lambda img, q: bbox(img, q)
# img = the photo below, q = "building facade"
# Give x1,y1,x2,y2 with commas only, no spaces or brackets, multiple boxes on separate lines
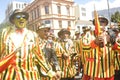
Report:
74,4,94,34
74,4,90,21
23,0,75,37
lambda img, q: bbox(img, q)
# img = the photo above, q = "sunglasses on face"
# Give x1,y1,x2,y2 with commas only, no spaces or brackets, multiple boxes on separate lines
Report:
15,14,26,19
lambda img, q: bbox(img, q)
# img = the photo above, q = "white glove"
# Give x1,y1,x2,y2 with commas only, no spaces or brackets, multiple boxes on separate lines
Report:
47,69,56,78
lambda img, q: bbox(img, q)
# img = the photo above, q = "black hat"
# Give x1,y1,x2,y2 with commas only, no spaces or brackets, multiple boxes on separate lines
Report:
58,28,71,37
82,26,90,32
9,9,29,24
93,16,108,26
75,31,80,35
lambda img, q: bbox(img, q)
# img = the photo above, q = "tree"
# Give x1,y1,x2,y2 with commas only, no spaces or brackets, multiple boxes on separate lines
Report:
111,11,120,23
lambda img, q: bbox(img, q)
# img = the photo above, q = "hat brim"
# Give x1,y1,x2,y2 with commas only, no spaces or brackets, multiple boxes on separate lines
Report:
75,32,80,35
9,12,29,24
93,17,108,26
37,27,50,32
58,29,70,37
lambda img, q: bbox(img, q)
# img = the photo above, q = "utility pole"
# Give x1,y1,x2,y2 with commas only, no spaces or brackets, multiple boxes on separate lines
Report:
107,0,111,27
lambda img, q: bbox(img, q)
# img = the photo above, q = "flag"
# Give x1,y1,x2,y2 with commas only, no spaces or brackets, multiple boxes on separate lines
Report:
0,53,16,73
94,9,101,36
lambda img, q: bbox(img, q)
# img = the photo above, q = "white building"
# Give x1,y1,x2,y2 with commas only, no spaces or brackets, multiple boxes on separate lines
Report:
74,4,91,21
74,4,93,33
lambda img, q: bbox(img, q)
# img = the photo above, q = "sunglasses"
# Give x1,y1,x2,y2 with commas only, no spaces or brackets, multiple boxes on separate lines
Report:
15,14,26,19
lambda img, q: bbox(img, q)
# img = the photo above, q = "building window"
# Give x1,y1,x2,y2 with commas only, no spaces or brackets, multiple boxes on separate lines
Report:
59,21,62,28
16,3,18,8
82,13,86,16
38,6,41,17
66,6,70,15
19,4,21,8
68,21,71,27
45,20,50,24
36,6,39,17
81,7,86,11
45,5,49,14
57,6,61,14
32,10,35,20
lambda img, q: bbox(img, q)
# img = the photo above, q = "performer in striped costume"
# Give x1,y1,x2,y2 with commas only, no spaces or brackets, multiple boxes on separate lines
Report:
36,24,61,80
82,17,115,80
73,31,83,79
112,31,120,80
57,28,77,80
0,9,56,80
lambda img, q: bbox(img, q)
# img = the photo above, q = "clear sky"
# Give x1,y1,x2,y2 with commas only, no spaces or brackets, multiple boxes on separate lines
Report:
0,0,118,24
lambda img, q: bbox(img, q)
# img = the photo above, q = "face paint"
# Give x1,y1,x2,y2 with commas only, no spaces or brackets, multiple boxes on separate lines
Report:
13,13,27,29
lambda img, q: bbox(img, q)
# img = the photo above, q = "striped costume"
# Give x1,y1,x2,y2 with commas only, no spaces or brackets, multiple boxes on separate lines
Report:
38,40,61,80
57,39,77,78
81,31,115,79
39,40,68,80
73,39,82,76
113,43,120,70
112,33,120,70
0,27,51,80
112,37,120,80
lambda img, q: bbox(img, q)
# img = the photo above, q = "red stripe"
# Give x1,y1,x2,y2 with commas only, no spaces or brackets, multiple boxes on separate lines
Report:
8,66,13,80
26,72,29,80
0,53,16,72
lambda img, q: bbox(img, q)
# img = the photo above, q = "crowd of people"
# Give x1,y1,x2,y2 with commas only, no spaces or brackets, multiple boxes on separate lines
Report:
0,9,120,80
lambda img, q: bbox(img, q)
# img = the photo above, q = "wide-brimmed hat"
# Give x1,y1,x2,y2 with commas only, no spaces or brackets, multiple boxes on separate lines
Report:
9,9,29,24
93,16,108,26
75,31,80,35
58,28,71,37
82,26,91,32
37,23,51,31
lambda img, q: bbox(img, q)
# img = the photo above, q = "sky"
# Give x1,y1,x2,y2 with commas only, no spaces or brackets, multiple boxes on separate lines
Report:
0,0,120,24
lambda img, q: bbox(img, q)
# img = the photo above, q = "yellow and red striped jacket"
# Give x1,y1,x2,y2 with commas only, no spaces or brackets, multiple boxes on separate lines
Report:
0,27,51,80
81,31,115,78
112,43,120,70
57,39,77,78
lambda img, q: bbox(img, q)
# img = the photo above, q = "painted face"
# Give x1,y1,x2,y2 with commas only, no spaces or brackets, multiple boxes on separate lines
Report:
13,13,27,28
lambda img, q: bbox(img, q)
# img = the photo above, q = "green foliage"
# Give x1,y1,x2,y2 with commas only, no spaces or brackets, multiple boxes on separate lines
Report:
111,11,120,23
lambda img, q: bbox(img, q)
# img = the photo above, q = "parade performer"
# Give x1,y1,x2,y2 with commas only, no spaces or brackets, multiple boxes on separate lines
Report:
81,16,115,80
36,24,61,80
112,28,120,80
0,9,56,80
57,28,77,80
73,31,83,79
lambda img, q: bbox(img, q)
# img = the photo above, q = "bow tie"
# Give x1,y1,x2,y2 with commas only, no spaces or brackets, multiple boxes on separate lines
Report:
15,29,24,34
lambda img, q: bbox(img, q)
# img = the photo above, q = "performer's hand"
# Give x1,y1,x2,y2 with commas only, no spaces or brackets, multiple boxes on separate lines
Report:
47,69,56,78
62,53,69,59
55,71,61,80
94,36,104,47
